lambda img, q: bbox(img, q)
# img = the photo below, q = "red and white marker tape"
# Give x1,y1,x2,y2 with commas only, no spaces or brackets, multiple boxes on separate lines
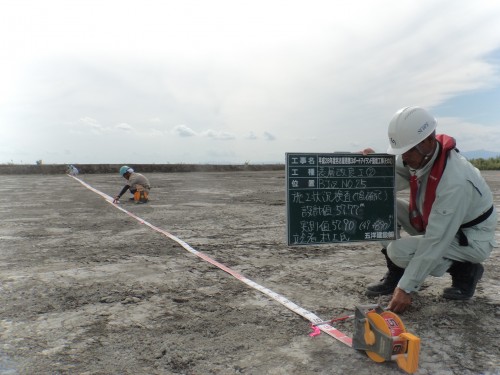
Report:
69,175,352,346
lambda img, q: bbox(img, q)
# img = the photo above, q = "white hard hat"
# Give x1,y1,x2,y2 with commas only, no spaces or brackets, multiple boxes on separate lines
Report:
387,106,437,155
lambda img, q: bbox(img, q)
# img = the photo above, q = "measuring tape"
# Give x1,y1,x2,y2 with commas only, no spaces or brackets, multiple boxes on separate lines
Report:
68,175,353,346
70,175,423,373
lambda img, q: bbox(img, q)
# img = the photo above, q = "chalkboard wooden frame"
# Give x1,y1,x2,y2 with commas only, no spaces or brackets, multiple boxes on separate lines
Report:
286,153,396,246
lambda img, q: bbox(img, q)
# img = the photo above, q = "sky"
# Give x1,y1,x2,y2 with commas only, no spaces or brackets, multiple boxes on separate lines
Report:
1,0,500,165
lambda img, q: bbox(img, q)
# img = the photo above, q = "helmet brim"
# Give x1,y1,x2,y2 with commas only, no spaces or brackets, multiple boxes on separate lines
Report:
387,143,416,155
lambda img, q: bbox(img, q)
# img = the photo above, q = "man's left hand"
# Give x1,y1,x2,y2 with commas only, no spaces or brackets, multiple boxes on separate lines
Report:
388,287,412,313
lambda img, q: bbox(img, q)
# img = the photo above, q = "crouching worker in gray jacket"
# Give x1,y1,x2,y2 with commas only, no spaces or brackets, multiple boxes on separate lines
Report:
363,106,497,313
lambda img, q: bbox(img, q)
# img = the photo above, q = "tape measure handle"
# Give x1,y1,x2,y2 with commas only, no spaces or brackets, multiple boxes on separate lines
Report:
394,332,421,374
363,318,376,346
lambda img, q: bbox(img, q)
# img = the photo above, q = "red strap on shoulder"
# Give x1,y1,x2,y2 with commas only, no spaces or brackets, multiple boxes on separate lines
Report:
420,134,456,228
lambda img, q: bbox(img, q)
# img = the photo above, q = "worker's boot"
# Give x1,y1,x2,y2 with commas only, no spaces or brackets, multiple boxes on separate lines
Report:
442,261,484,300
365,248,405,296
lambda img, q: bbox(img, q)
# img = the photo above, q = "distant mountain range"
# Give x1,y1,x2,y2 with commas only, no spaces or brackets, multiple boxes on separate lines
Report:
461,150,500,160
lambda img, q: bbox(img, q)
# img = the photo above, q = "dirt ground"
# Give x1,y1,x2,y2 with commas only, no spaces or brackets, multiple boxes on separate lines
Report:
0,170,499,375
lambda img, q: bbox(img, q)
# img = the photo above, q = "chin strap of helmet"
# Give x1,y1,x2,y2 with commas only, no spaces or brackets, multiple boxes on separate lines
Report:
413,135,437,169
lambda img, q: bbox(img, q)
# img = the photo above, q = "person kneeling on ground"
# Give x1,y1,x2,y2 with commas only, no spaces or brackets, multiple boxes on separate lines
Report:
113,166,151,204
363,106,497,313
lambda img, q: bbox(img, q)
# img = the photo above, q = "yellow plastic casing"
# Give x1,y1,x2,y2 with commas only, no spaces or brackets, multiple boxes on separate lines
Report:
395,332,420,374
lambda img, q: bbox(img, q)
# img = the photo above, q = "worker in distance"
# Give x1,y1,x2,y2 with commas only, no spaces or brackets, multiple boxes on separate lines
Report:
113,166,151,204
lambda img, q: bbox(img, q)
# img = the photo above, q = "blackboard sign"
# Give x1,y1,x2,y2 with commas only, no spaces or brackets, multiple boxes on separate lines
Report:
286,153,396,245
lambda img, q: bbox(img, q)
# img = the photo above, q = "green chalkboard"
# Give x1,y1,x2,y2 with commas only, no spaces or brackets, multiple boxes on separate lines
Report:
286,153,396,246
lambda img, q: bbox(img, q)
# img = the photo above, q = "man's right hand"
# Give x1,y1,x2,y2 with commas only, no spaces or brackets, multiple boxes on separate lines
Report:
388,287,412,313
360,148,376,155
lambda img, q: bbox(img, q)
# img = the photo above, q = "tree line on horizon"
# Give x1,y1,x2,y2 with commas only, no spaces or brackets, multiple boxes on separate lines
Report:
469,156,500,170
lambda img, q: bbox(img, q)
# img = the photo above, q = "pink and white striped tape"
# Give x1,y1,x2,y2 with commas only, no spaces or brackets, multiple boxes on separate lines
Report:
69,175,353,347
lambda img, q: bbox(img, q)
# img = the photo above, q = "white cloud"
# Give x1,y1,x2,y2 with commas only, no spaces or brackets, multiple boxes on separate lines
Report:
115,123,133,131
439,117,500,152
245,132,258,140
263,132,276,141
173,125,197,137
201,130,236,141
171,126,237,140
1,0,500,164
79,117,105,134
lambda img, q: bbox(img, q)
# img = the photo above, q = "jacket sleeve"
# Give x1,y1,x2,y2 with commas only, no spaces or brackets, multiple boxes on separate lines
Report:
118,184,130,197
395,156,410,191
397,180,471,292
